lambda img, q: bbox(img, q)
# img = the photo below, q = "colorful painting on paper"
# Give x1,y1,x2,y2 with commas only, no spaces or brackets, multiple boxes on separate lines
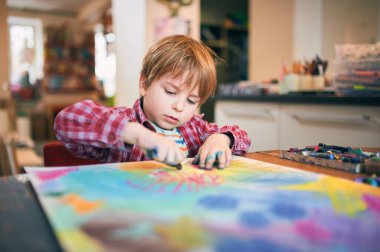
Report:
25,156,380,252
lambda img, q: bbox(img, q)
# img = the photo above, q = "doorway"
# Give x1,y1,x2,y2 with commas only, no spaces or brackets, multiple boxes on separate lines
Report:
200,0,248,122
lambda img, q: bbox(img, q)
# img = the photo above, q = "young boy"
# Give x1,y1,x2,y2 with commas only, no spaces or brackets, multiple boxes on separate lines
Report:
54,35,251,170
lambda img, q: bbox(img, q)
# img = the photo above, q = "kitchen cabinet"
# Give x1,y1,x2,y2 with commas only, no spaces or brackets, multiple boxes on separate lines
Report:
279,104,380,149
215,100,380,151
215,101,280,152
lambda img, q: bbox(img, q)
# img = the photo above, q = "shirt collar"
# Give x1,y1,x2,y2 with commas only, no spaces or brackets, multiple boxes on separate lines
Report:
134,97,155,130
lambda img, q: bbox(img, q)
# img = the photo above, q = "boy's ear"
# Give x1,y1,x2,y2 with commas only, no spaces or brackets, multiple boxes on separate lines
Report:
139,76,147,96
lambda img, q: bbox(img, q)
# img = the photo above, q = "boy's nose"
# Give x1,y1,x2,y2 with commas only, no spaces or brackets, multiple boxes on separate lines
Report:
172,99,185,111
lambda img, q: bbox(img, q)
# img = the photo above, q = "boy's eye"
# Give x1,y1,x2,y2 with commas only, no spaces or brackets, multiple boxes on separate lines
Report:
165,89,176,95
187,99,196,105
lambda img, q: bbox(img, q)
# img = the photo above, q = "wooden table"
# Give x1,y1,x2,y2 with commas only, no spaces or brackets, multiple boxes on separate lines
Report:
245,148,380,181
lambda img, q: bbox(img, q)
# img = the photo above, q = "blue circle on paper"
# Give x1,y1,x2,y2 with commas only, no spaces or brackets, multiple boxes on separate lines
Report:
198,195,239,210
239,211,270,228
270,202,306,220
216,237,295,252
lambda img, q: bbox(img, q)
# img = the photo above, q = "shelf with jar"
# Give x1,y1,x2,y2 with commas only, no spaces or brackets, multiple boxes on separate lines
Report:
42,26,100,92
40,26,104,139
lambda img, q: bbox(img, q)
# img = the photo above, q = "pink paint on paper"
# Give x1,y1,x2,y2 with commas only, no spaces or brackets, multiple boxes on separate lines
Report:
35,167,78,181
294,219,332,242
363,194,380,215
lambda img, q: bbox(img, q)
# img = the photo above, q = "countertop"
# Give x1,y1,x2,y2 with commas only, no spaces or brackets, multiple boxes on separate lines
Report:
215,93,380,106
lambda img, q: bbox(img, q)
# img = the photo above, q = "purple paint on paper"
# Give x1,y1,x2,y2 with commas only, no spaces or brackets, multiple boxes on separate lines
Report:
310,209,380,251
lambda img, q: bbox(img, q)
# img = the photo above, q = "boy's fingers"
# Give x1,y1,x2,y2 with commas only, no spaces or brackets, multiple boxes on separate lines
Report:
157,148,167,163
165,150,176,165
192,154,200,165
205,153,216,170
216,150,226,169
198,152,208,168
176,151,185,165
197,149,230,170
225,148,232,167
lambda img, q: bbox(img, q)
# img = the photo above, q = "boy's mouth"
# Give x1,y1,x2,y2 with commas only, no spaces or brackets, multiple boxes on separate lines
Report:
164,115,179,124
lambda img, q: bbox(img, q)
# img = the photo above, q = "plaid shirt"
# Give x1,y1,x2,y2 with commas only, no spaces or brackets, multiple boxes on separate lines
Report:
54,99,251,163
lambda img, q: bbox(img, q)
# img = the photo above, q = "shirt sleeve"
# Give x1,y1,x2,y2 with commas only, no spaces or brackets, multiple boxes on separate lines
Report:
193,115,251,155
54,99,131,160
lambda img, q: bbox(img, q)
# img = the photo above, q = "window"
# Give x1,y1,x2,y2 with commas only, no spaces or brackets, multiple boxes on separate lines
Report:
8,17,43,88
95,24,116,98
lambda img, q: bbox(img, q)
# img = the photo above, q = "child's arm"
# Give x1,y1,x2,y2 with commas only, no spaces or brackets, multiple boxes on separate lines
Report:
123,122,185,165
55,99,185,164
54,99,132,162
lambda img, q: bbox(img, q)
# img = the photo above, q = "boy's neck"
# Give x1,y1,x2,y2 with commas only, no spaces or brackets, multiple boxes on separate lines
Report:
148,119,176,132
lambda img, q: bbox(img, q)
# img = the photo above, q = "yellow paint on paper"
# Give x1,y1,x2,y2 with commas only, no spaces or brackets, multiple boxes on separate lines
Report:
155,217,207,250
58,229,103,252
281,176,380,217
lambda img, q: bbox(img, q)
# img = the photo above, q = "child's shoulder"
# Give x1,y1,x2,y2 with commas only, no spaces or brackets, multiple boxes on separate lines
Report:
191,113,205,121
186,113,208,126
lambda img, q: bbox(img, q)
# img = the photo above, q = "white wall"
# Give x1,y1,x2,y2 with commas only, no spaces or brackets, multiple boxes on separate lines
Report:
323,0,379,61
113,0,146,107
248,0,380,81
249,0,294,81
293,0,323,60
146,0,200,47
0,0,9,91
113,0,200,107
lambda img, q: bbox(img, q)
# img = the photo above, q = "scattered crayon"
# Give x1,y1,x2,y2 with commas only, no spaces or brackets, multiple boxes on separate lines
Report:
355,176,380,187
284,143,380,175
309,152,334,160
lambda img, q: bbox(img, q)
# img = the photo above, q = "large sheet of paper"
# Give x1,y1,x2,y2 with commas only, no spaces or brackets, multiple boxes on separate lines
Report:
25,156,380,252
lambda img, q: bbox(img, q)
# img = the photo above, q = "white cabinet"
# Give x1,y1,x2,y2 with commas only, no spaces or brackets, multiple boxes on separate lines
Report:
215,101,380,151
280,104,380,149
215,101,280,152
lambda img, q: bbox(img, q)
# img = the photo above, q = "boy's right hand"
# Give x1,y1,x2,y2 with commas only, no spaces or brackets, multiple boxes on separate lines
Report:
124,122,185,165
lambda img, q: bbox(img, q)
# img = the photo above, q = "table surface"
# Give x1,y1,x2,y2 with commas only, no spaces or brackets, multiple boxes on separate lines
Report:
1,149,379,251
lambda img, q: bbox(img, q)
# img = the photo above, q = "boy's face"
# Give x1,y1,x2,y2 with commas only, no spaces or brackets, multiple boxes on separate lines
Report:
139,72,201,130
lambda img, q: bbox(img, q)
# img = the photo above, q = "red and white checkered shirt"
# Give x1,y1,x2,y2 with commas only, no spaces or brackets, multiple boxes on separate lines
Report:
54,99,251,163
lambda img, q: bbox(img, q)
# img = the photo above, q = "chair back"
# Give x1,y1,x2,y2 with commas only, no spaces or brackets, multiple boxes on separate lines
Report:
0,134,17,176
43,142,100,167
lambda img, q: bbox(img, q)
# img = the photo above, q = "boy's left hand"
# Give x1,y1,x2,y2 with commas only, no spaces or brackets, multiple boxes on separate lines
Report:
195,134,232,170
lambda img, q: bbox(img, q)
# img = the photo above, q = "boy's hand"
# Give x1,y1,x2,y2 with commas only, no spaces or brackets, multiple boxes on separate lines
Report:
140,130,185,165
124,122,185,165
195,134,232,170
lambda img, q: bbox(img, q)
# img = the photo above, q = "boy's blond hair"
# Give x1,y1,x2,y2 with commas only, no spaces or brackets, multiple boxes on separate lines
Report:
141,35,217,104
